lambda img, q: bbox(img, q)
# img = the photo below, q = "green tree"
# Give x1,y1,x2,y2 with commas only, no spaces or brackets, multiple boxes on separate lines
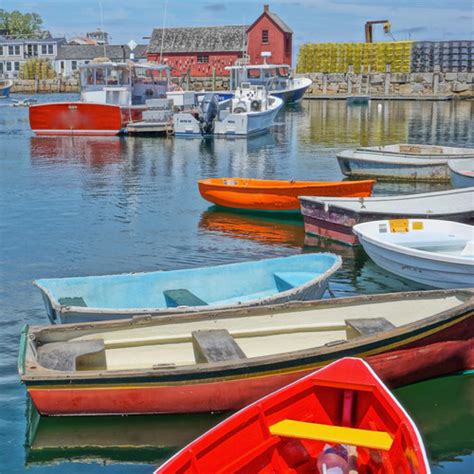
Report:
0,9,43,38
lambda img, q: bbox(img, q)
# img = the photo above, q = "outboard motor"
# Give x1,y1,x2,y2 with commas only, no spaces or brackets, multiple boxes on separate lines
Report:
199,93,219,136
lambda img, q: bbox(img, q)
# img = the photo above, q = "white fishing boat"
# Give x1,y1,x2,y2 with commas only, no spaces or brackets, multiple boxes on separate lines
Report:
449,159,474,188
173,83,283,137
300,188,474,245
337,144,474,181
226,55,312,104
353,219,474,288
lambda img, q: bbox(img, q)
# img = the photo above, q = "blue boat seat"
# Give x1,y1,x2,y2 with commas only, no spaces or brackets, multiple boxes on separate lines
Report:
273,272,316,292
58,297,87,307
164,289,208,308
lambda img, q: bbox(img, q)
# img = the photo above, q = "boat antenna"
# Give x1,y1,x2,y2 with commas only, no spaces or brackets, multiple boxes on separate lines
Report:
159,0,169,63
99,1,107,58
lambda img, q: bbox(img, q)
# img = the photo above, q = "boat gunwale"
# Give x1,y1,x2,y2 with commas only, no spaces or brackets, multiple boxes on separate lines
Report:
337,150,458,166
298,188,474,217
448,159,474,177
21,289,474,383
356,143,474,158
353,220,474,266
32,254,342,316
199,178,376,191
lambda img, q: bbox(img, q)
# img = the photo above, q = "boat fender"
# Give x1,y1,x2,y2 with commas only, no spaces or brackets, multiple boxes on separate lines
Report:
317,444,351,474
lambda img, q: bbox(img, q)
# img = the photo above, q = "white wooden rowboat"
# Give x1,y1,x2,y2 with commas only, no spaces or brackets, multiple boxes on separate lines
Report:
353,219,474,288
337,144,474,181
299,188,474,245
448,158,474,188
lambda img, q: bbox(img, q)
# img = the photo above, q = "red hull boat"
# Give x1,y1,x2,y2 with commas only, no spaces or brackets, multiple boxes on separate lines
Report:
156,358,430,474
29,62,172,136
19,290,473,416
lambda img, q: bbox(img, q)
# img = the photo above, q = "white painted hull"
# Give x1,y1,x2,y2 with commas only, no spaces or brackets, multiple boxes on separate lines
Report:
354,219,474,289
448,159,474,189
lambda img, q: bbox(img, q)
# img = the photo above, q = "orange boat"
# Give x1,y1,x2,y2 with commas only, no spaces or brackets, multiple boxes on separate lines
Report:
198,178,375,212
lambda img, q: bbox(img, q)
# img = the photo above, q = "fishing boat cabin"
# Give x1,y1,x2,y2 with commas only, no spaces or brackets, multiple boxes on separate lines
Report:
79,62,173,106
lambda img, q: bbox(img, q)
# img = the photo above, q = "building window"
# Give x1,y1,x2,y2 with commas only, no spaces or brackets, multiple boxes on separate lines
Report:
14,61,20,71
48,44,54,54
6,62,11,71
197,55,209,63
0,46,3,56
60,61,65,71
8,45,20,55
262,29,269,43
42,45,47,54
72,60,77,70
285,36,290,53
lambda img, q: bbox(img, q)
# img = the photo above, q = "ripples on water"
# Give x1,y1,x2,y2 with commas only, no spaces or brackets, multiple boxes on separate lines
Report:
0,95,473,472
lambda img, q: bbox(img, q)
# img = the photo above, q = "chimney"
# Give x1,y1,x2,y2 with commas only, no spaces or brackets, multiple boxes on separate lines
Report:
263,4,269,12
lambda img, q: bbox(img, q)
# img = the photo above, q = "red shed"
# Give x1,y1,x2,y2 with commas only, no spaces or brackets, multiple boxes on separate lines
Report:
247,5,293,65
147,5,292,77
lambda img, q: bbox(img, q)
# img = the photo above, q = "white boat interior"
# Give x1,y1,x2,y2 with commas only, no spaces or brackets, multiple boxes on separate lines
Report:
355,220,474,258
35,294,467,373
300,189,474,216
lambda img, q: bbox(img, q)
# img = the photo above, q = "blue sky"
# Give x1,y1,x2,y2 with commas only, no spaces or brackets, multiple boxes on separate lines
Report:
6,0,474,52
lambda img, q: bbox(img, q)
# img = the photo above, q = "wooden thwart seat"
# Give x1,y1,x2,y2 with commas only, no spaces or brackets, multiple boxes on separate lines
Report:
192,329,246,363
345,318,396,339
38,340,106,371
164,289,207,308
269,420,393,451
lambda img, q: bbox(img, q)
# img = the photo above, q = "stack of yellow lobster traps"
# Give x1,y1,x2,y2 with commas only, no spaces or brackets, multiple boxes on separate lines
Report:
297,41,413,74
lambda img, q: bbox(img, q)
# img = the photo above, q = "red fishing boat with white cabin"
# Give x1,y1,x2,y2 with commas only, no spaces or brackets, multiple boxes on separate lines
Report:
29,61,174,136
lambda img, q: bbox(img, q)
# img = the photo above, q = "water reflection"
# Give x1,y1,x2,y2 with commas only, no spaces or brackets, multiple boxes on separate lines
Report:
25,402,225,467
199,207,305,247
395,373,474,467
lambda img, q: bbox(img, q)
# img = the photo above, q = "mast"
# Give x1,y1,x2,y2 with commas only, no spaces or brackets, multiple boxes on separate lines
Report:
159,0,169,63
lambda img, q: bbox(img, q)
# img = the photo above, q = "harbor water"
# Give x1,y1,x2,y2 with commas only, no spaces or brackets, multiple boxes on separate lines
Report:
0,95,472,472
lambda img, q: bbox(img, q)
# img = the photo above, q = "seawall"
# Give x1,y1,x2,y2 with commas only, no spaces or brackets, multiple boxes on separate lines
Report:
298,71,474,99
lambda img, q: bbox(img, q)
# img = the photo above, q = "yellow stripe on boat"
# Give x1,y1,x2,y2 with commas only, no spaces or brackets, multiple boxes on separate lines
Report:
269,419,393,450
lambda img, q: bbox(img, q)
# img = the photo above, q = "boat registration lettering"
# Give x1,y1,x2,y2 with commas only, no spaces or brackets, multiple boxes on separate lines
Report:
378,223,387,233
412,221,424,231
68,105,78,110
389,219,409,233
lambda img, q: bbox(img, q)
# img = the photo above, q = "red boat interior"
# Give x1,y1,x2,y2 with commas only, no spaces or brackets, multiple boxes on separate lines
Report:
158,360,425,473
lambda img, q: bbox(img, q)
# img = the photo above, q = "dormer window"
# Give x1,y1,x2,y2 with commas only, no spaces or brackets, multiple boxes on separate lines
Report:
262,30,269,43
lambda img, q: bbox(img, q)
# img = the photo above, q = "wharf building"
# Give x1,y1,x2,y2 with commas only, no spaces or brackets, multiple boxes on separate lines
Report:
146,4,293,77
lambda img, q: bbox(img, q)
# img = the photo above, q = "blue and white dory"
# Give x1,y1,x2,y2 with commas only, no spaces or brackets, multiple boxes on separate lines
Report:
354,219,474,289
34,254,341,323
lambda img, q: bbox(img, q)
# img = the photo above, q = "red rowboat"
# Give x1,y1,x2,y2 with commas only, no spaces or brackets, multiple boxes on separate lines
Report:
29,62,173,136
156,358,430,474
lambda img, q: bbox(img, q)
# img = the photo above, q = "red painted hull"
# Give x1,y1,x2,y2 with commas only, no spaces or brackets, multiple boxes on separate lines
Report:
156,359,429,473
27,314,473,416
29,102,145,136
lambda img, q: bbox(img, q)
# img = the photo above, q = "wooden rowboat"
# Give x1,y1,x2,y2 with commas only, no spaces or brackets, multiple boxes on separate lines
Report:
19,289,473,416
337,144,474,182
300,188,474,245
448,158,474,189
354,219,474,289
156,358,430,474
198,178,375,212
34,254,341,324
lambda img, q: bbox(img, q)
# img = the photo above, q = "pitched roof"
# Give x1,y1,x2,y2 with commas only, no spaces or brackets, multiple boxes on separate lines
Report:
56,44,147,60
147,25,247,54
266,11,293,33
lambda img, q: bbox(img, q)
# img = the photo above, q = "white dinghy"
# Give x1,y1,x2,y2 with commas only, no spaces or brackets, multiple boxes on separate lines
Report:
353,219,474,289
448,159,474,189
337,144,474,181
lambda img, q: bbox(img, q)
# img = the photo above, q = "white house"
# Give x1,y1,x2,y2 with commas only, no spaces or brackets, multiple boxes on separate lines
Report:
0,35,65,78
55,44,148,77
